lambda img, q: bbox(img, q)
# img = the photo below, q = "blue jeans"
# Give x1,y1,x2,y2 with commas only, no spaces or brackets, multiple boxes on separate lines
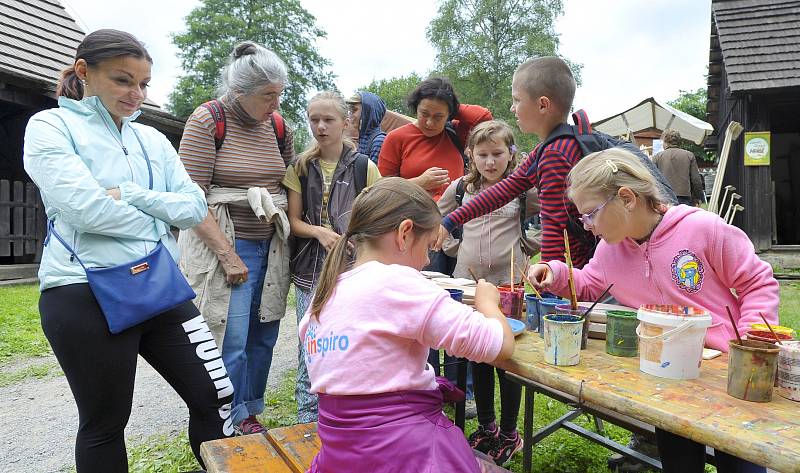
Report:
222,239,281,426
295,286,318,423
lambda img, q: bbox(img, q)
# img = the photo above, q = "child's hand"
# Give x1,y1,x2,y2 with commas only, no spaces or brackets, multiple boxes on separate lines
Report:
432,225,449,251
474,279,501,315
315,226,341,252
418,167,451,191
528,263,552,290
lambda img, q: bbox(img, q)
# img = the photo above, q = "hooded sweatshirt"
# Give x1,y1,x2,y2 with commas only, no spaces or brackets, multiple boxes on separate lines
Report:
544,205,779,352
356,91,386,164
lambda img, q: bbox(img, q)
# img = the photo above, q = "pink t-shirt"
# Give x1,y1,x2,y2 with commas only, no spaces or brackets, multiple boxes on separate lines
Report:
298,261,504,395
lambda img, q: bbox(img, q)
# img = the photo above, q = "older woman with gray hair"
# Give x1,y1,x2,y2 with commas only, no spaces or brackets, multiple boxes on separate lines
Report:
178,41,294,435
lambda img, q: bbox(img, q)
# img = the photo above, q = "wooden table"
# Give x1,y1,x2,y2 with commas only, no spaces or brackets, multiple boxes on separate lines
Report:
493,333,800,473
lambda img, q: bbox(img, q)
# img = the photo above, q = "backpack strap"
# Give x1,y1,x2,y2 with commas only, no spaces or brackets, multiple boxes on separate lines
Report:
200,99,226,151
571,109,592,136
454,178,466,207
353,153,369,195
271,112,286,156
444,122,469,172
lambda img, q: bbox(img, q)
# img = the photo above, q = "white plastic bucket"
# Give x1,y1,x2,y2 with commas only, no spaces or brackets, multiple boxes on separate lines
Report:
777,341,800,402
636,305,712,379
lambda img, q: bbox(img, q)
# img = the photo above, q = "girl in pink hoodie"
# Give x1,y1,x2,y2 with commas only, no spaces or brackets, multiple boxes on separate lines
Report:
528,148,777,473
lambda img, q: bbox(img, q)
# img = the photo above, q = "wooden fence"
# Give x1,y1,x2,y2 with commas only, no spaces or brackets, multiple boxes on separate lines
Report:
0,180,45,261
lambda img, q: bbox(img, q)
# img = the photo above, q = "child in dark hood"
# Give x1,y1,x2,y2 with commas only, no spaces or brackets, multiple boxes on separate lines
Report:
347,91,387,163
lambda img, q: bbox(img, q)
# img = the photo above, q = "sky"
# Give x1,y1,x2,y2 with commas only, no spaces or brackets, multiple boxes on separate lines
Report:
61,0,711,122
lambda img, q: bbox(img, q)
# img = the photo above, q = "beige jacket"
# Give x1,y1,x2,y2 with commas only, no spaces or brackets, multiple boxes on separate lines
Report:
178,186,291,348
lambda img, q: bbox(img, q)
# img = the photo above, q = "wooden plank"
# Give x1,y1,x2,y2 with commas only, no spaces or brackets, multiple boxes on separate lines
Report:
12,181,23,256
493,334,800,473
0,180,10,256
200,434,294,473
24,183,36,254
265,423,320,473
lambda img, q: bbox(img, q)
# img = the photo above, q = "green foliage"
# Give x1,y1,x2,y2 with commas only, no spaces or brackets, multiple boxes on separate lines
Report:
0,284,50,362
127,430,199,472
667,88,715,162
169,0,336,126
0,360,61,388
426,0,581,152
779,282,800,333
360,73,424,115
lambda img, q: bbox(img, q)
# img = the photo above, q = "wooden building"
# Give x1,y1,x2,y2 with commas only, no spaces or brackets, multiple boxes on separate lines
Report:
0,0,185,268
706,0,800,258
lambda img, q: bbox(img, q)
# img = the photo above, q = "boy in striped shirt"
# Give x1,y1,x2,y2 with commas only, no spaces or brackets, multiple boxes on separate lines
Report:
439,56,591,268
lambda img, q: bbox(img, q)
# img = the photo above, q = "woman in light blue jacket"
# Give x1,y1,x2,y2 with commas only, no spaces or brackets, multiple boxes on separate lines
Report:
23,29,233,472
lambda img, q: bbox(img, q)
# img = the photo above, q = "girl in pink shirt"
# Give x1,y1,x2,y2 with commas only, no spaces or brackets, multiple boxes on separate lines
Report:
529,148,777,473
299,177,515,473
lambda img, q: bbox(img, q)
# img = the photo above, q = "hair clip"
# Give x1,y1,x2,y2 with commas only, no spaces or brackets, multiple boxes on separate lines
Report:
510,144,517,153
605,160,619,173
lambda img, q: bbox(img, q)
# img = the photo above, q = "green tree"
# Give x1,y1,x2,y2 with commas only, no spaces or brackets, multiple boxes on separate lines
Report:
360,73,423,115
426,0,581,151
169,0,335,126
668,87,714,161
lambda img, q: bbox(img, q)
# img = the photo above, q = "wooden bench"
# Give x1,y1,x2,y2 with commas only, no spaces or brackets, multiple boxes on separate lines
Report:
200,422,319,473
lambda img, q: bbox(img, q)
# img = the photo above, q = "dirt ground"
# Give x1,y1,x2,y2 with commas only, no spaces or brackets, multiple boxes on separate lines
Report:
0,307,299,473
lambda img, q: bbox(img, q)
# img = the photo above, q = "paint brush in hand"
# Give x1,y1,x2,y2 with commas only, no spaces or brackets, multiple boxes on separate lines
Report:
725,305,742,345
581,284,614,320
516,263,542,299
758,311,783,346
563,229,578,310
467,266,479,283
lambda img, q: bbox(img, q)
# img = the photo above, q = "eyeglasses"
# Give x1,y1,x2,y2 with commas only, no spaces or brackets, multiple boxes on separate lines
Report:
578,195,616,226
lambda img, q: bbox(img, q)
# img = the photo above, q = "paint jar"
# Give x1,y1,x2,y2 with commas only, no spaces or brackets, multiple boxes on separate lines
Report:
636,304,712,380
497,285,525,320
525,294,539,331
556,304,590,350
745,329,794,344
543,314,583,366
605,310,639,357
750,323,794,338
727,339,780,402
446,288,464,303
778,341,800,402
537,297,568,339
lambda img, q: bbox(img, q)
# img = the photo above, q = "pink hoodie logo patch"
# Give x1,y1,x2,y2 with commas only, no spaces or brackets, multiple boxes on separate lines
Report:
671,249,704,294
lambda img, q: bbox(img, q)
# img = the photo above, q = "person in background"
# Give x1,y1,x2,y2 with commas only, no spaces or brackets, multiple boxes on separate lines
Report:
529,148,778,473
653,128,704,206
346,91,387,164
300,177,515,472
284,91,380,423
178,41,294,436
24,29,231,471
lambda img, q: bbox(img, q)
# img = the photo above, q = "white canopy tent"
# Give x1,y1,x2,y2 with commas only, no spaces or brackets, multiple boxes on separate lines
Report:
592,97,714,145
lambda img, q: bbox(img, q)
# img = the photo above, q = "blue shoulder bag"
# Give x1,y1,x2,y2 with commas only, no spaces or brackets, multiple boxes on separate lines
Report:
46,127,196,334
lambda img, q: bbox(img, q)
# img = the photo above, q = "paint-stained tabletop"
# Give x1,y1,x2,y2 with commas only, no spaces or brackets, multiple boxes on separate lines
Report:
493,333,800,473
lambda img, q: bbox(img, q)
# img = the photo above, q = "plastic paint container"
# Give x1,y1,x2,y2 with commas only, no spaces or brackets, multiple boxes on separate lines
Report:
727,339,780,402
498,285,525,320
750,323,794,337
525,293,539,331
777,341,800,402
745,329,794,344
543,314,583,366
537,297,568,338
605,310,639,357
636,304,712,379
555,304,589,349
446,288,463,302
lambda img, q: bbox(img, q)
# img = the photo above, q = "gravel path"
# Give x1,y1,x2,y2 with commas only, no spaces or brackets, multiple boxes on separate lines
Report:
0,307,299,473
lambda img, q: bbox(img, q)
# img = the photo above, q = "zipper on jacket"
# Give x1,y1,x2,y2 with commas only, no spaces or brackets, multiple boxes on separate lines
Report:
643,244,666,303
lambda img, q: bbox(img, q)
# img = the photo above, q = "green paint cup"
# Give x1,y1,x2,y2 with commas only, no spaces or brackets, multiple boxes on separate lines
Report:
605,310,639,357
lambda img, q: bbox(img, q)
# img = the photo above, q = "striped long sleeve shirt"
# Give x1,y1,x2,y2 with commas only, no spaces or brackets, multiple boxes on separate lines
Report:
442,137,591,268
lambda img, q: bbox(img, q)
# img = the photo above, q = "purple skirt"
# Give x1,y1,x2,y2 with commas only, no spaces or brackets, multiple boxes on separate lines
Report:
308,378,480,473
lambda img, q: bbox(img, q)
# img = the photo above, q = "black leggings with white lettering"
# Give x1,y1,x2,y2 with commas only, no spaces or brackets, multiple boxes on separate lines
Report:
40,283,233,473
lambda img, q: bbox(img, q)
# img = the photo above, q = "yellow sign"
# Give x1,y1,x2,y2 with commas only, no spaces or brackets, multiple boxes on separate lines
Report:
744,131,770,166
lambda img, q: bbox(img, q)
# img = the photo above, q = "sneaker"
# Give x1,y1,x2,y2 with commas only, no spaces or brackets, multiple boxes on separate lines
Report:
468,423,499,454
235,415,266,435
464,399,478,420
489,430,523,466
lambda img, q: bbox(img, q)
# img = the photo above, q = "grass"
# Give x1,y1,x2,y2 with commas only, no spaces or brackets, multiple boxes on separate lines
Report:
0,360,62,388
0,283,49,363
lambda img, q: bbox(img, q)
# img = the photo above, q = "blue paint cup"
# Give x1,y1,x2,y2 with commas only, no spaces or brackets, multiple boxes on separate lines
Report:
538,297,568,338
525,294,539,331
446,288,464,302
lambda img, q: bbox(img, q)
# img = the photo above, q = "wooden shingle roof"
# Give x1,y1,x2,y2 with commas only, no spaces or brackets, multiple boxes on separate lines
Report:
712,0,800,92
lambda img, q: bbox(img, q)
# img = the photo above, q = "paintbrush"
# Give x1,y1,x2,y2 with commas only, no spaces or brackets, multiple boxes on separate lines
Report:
581,284,614,320
510,246,514,292
516,263,542,299
725,305,742,345
563,229,578,310
467,266,479,283
758,312,783,346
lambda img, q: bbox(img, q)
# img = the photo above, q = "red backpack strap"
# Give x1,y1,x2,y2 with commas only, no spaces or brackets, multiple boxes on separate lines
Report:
200,99,226,151
271,112,286,155
571,109,592,136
